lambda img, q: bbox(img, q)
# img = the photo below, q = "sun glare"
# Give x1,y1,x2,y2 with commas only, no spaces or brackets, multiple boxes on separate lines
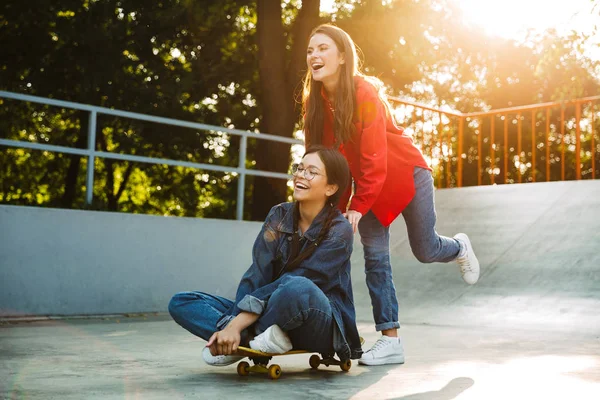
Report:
454,0,597,40
322,0,596,41
320,0,599,60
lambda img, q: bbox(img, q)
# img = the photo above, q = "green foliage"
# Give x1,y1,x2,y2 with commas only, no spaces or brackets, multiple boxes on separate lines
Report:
1,0,258,217
1,0,598,219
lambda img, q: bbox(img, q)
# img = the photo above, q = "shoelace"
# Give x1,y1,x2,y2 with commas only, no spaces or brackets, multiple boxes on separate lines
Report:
457,258,475,275
456,240,474,274
367,337,394,353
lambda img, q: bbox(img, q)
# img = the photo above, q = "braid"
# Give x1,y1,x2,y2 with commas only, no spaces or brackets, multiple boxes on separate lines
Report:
292,201,300,233
314,205,337,247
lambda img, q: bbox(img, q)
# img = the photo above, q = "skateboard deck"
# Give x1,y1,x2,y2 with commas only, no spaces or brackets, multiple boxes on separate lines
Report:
232,337,364,380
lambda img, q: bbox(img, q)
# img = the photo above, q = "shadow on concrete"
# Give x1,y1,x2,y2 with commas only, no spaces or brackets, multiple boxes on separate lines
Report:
392,377,475,400
166,363,401,398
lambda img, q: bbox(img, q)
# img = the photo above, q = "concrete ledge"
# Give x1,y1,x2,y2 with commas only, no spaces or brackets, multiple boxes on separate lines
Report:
0,205,261,316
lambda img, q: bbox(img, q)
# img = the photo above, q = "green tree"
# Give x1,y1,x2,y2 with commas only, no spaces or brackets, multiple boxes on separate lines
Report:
1,0,259,218
1,0,598,220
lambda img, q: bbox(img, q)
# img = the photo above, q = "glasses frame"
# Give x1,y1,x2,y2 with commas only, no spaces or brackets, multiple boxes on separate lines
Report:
291,163,323,181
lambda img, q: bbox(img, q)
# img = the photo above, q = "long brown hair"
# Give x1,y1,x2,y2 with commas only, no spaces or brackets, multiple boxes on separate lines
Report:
281,146,351,275
302,24,394,145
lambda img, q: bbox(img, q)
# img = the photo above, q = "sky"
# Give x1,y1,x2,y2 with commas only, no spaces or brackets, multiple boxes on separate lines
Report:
320,0,598,41
319,0,599,62
454,0,597,40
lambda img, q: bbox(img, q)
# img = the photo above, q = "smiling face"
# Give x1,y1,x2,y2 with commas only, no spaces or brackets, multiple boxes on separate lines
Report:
306,33,345,90
292,152,339,204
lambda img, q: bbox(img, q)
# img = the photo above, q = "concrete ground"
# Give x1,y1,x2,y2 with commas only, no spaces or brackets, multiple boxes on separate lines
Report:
2,316,599,399
2,180,600,399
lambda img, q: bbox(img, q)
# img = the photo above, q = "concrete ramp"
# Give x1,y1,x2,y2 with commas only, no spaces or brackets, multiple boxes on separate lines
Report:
2,179,598,332
2,180,599,399
350,180,600,334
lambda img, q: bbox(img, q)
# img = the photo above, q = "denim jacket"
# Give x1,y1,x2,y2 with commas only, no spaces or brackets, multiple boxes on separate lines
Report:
216,202,363,360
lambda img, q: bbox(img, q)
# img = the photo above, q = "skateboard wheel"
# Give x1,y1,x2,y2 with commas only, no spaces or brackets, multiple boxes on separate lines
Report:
237,361,250,376
268,364,282,380
340,359,352,372
309,355,321,370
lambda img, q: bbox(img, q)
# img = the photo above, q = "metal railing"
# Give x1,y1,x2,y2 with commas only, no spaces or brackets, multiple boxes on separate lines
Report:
2,90,599,219
0,91,302,220
389,95,600,188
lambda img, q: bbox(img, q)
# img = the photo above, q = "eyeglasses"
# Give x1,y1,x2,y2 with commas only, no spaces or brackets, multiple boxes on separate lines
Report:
291,163,323,181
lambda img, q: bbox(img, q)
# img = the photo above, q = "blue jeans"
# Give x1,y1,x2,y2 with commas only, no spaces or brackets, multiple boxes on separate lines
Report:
169,276,335,354
358,167,461,331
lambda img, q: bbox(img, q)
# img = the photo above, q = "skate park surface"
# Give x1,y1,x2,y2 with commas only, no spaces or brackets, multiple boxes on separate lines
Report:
1,180,599,399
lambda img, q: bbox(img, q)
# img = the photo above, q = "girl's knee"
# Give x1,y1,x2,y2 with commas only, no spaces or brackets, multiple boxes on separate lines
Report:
281,276,316,293
412,248,436,264
277,277,324,306
168,291,194,319
362,249,391,270
168,293,182,319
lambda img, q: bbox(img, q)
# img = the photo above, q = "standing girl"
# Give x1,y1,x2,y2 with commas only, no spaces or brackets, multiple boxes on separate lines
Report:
302,24,480,366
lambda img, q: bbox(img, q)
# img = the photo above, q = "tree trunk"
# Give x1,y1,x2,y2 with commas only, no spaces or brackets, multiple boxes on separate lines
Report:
105,161,117,211
97,124,117,211
113,162,134,208
287,0,321,89
250,0,320,221
61,110,89,208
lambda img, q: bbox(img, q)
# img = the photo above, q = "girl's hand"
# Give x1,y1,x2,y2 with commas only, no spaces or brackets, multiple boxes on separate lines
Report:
343,210,362,233
206,326,241,356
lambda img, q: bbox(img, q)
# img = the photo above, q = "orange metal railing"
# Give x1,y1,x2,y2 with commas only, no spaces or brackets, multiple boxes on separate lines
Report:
388,95,600,188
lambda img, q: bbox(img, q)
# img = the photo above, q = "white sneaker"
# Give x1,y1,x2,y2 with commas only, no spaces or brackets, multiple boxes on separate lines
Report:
358,336,405,366
202,347,244,367
249,325,293,354
454,233,480,285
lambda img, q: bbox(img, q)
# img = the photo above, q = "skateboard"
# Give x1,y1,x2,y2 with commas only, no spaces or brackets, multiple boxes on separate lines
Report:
233,337,364,380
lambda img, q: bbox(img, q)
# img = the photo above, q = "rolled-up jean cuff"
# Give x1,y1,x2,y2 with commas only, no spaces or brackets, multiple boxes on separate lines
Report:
375,321,400,331
237,295,266,314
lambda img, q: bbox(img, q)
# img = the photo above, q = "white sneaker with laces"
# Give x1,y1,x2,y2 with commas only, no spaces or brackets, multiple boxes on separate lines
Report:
454,233,480,285
249,325,293,354
358,335,405,366
202,346,244,367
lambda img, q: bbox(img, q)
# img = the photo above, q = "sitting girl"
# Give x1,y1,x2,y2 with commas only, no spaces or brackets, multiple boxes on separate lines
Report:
168,146,363,365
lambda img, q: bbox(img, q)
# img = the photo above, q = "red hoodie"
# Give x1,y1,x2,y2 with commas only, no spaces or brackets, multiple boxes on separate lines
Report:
306,76,431,227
